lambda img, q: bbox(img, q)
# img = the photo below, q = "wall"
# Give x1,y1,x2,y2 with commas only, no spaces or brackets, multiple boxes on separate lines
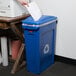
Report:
33,0,76,59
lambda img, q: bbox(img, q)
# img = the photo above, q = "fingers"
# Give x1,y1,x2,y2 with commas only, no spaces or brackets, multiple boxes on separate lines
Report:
17,0,27,5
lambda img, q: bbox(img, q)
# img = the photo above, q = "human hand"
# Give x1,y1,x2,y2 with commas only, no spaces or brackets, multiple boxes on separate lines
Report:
17,0,28,5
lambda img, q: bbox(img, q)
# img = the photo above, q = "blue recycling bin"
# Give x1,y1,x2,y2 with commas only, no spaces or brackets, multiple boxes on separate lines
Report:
22,15,57,74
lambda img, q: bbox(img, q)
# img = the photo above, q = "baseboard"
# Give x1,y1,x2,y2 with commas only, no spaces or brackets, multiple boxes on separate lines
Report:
55,55,76,65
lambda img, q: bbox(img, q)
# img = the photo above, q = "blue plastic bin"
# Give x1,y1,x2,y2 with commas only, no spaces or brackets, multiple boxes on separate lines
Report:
22,15,57,74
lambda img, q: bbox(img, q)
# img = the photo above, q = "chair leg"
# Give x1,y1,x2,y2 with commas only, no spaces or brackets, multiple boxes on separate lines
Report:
11,43,25,74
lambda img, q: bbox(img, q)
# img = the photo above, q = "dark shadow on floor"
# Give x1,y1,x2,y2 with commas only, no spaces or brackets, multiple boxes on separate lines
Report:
0,61,76,76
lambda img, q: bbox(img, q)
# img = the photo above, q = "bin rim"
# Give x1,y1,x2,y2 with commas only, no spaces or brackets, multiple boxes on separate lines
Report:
22,19,57,28
22,15,58,25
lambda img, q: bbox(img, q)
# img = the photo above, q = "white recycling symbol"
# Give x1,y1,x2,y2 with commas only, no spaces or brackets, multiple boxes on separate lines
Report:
44,44,49,54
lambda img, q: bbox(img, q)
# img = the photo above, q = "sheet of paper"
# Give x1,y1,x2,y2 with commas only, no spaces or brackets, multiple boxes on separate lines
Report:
24,1,42,21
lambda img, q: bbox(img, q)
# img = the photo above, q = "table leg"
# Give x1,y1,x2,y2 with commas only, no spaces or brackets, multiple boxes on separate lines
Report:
11,43,25,74
1,37,8,66
0,53,2,64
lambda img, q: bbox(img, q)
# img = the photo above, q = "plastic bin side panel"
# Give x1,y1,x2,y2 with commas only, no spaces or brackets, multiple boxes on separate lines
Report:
39,22,56,72
51,22,57,60
24,30,40,73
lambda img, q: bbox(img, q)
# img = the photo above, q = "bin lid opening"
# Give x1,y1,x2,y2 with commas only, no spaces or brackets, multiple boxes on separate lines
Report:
22,15,57,25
